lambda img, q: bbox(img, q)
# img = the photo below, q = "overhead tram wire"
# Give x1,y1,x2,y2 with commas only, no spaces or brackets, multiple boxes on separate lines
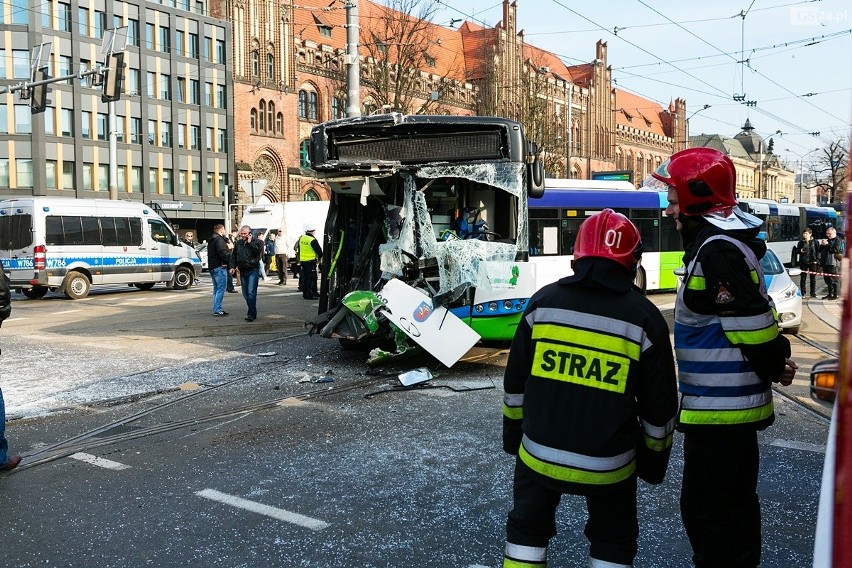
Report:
634,0,850,136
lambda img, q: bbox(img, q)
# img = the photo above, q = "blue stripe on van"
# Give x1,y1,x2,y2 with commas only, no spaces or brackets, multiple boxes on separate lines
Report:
2,256,198,269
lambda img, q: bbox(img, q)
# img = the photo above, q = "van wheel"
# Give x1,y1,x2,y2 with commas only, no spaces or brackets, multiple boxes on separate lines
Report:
134,283,156,291
63,271,90,300
173,267,193,290
23,287,48,299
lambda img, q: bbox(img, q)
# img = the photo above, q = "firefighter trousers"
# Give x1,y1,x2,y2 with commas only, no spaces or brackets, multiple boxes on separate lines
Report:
505,460,638,567
681,430,761,568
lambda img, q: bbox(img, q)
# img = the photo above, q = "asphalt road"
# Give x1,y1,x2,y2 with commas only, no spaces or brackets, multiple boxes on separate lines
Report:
0,276,838,567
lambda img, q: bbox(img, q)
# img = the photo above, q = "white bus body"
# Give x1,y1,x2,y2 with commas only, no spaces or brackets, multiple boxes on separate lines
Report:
0,198,201,299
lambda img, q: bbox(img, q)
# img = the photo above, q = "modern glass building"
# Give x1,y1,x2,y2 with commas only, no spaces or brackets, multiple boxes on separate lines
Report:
0,0,234,230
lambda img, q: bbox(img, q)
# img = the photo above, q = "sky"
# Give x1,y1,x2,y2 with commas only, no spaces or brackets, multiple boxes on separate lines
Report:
428,0,851,170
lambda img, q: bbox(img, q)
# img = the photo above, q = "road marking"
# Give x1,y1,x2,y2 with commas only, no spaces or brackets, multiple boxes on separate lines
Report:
70,452,131,470
195,488,330,530
770,439,826,454
54,309,83,314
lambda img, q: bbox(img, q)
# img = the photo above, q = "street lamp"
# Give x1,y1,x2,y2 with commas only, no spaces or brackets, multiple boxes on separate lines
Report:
686,104,710,146
785,147,820,203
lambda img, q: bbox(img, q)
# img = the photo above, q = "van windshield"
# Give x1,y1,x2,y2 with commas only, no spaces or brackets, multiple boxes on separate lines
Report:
0,214,33,250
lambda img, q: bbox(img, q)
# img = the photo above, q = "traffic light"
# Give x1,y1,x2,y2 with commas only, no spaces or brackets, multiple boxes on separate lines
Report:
227,185,236,204
102,52,125,103
30,67,49,114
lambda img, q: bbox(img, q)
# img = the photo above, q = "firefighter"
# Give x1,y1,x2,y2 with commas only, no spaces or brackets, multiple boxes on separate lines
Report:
502,209,678,568
649,147,798,567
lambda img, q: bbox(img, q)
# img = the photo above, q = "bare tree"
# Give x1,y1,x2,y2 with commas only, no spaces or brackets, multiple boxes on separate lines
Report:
809,139,848,204
359,0,462,114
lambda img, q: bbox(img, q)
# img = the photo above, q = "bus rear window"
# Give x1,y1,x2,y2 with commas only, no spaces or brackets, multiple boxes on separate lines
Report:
0,214,33,250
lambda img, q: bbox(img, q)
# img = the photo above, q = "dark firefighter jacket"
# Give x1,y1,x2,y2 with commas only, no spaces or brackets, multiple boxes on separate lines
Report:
502,258,678,494
675,221,791,432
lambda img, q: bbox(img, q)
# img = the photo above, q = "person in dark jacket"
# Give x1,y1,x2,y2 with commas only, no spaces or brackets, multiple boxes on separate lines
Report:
650,147,797,568
207,224,232,316
0,269,20,471
229,225,264,321
793,228,818,297
501,209,678,568
818,226,844,300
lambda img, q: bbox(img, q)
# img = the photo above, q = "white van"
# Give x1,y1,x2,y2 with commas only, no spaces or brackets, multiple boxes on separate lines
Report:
238,199,329,272
0,197,201,299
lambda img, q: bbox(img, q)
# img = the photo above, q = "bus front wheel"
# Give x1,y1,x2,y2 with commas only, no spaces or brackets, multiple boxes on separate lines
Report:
63,272,91,300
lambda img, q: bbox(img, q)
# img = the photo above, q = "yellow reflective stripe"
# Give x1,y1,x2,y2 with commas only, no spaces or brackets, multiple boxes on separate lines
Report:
531,324,641,361
644,433,673,452
724,324,779,345
679,400,774,426
519,443,635,485
687,275,706,290
503,559,546,568
750,269,759,284
532,341,630,394
503,404,523,420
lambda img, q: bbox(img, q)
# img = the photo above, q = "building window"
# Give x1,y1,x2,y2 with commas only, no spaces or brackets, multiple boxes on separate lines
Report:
189,79,199,104
189,33,199,57
299,140,310,167
251,51,259,77
204,82,213,106
0,106,7,134
82,163,93,190
146,72,156,98
204,37,212,61
309,92,318,121
12,50,29,79
216,39,226,64
149,168,157,193
177,123,186,148
319,25,331,38
218,128,227,152
206,172,214,196
175,30,185,56
161,121,172,147
45,161,57,188
161,74,171,100
80,111,91,138
97,113,107,140
205,127,213,151
79,59,91,87
275,113,283,134
14,105,31,134
190,125,200,149
43,107,55,136
127,68,140,95
115,116,124,143
127,19,140,46
267,102,274,133
179,171,187,195
163,169,173,194
94,11,106,39
298,90,307,118
176,77,186,102
58,2,71,32
331,95,345,119
98,164,108,191
146,23,155,49
0,160,8,186
16,159,33,188
259,100,266,131
304,189,320,201
131,167,142,192
191,171,200,196
266,53,274,80
61,108,74,137
160,26,171,53
78,7,90,36
148,119,157,145
130,118,142,144
62,162,74,189
250,109,257,131
216,84,226,108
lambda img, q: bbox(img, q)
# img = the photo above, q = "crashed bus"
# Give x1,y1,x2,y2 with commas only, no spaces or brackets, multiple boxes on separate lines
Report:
306,113,545,366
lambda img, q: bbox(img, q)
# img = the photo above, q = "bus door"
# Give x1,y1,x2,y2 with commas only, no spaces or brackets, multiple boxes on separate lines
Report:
146,218,175,281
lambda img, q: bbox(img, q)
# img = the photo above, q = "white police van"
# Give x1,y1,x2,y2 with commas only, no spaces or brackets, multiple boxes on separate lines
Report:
0,197,201,299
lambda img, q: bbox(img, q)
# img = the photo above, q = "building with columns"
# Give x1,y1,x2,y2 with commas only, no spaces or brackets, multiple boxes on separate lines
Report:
690,119,796,202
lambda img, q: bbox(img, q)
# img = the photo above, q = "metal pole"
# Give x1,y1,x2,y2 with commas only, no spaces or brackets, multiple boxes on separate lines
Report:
345,0,360,117
108,100,118,199
566,83,572,178
224,184,230,234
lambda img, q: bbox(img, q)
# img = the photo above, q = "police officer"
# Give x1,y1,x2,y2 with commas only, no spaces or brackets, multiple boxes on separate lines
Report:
298,224,323,300
649,147,797,567
502,209,678,568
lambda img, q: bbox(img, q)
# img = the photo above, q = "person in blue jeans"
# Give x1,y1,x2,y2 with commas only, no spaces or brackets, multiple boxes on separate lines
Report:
0,269,21,471
206,224,232,316
230,225,264,322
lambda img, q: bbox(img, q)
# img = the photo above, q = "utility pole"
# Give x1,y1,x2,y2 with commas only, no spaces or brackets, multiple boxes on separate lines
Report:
344,0,360,117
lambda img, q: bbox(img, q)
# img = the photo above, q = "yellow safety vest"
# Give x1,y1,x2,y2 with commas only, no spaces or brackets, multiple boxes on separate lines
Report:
298,234,318,262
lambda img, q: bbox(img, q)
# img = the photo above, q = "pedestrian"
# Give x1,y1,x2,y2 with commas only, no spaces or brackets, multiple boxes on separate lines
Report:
649,147,797,567
274,229,290,285
298,224,323,300
818,226,844,300
181,231,195,247
206,224,231,317
229,228,241,288
230,224,264,322
257,232,270,283
501,209,678,568
0,268,21,472
264,232,276,279
224,228,237,293
793,228,818,298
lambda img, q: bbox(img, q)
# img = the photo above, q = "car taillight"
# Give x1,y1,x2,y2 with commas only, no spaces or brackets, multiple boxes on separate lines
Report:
34,244,46,270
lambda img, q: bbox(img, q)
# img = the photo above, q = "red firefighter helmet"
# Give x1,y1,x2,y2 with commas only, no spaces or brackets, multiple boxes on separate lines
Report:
651,147,737,216
573,208,642,271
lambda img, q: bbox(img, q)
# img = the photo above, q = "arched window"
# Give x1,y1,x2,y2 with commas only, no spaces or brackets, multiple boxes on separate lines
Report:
267,101,274,132
259,100,266,131
251,51,259,78
308,92,318,120
303,189,320,201
250,108,257,131
299,139,310,167
298,90,308,118
276,112,283,134
331,94,346,119
266,53,274,81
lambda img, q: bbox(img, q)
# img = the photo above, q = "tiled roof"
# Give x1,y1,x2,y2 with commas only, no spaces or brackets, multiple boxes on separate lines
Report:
614,89,668,137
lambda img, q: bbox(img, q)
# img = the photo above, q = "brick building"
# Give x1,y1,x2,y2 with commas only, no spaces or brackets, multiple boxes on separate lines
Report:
228,0,689,204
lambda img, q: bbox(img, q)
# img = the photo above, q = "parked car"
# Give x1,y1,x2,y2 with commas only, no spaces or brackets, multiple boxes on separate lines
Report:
761,248,802,334
195,243,208,271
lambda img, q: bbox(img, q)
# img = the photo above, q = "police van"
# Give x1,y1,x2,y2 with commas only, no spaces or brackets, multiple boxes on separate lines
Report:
0,197,201,299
